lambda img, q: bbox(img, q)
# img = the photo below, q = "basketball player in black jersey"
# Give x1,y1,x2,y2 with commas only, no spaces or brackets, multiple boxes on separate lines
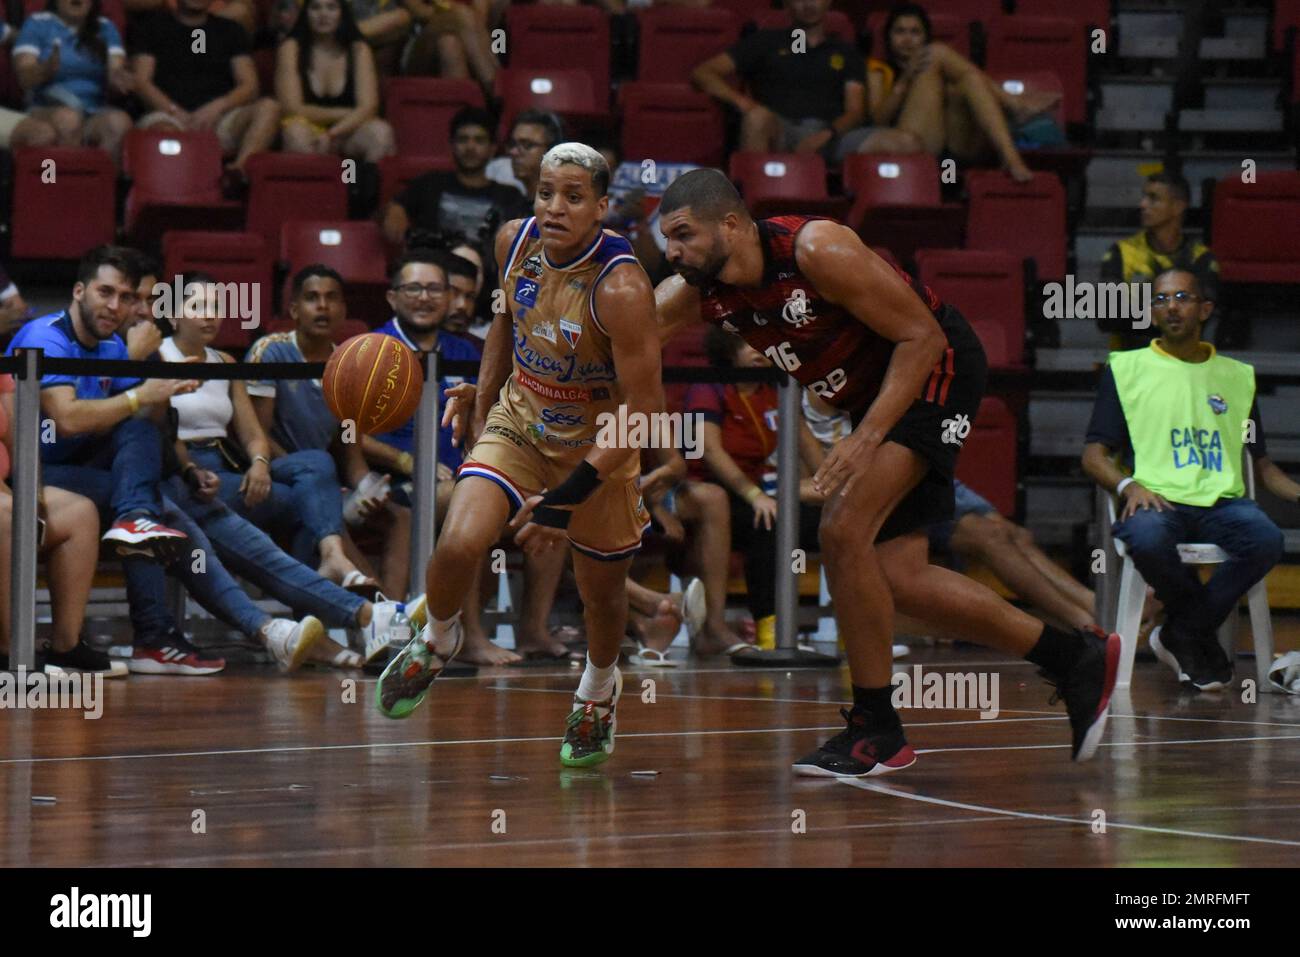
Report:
655,168,1120,777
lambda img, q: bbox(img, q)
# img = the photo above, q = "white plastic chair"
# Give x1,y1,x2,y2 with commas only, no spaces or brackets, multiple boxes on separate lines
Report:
1106,456,1275,691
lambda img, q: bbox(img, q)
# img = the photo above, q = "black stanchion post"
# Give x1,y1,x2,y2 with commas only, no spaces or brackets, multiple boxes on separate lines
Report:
10,349,41,670
408,350,439,599
775,375,800,650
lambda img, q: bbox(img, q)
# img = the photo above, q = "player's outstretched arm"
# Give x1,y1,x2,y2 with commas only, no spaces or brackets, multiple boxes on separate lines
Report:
796,221,946,449
653,274,705,345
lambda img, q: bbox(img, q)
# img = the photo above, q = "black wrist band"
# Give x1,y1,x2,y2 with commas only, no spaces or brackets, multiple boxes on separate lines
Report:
540,461,601,508
531,504,571,529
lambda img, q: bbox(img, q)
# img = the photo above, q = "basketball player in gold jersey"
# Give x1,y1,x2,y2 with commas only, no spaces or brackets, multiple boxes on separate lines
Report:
377,143,665,768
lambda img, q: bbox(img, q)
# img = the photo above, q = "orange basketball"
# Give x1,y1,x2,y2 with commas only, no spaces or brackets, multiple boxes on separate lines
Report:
323,333,423,436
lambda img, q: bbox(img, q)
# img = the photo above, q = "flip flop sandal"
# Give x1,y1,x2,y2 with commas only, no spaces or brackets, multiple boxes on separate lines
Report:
341,570,381,602
629,644,682,668
679,578,707,639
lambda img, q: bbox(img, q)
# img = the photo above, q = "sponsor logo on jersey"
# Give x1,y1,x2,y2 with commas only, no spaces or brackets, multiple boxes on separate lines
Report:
544,432,596,449
540,404,586,427
516,368,591,402
485,424,526,447
521,255,544,279
1208,393,1228,415
782,294,815,328
777,271,796,280
568,279,586,291
531,319,557,344
721,319,739,333
514,277,538,308
514,330,615,383
527,422,545,441
560,318,583,350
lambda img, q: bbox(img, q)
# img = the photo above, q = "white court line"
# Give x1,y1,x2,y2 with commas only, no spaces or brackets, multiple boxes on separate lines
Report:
842,779,1300,849
116,815,1009,867
916,732,1300,755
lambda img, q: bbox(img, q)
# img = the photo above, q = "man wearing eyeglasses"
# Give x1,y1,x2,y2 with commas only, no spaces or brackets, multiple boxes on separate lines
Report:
1082,268,1297,691
485,109,564,203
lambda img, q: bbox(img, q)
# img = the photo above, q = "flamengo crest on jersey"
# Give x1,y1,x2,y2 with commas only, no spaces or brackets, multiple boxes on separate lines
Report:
698,215,947,411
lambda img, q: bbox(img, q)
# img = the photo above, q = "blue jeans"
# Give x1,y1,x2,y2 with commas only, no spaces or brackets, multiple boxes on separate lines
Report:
42,419,176,642
1113,497,1284,636
186,446,345,561
168,478,366,629
43,417,166,521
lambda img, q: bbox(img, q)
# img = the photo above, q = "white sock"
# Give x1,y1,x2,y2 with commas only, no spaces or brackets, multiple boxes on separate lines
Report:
576,656,617,703
429,612,462,658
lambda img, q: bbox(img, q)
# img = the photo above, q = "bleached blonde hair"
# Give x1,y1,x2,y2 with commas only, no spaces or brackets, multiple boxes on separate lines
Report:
539,142,610,196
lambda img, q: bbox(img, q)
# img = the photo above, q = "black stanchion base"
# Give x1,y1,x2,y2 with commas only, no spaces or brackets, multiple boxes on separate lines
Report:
732,648,842,668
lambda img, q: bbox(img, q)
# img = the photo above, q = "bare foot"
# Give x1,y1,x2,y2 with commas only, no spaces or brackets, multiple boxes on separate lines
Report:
1006,160,1034,184
307,633,363,670
692,623,747,657
633,599,682,655
515,625,574,659
459,631,522,666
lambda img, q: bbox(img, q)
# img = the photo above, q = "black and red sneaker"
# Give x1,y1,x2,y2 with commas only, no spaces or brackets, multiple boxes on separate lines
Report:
1043,626,1121,762
102,515,187,559
792,708,917,778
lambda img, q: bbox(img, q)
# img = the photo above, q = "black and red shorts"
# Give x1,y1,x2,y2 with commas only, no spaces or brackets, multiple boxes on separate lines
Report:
849,304,988,544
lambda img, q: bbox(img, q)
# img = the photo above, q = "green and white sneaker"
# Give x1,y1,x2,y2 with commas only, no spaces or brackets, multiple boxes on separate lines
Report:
375,618,463,719
559,668,623,768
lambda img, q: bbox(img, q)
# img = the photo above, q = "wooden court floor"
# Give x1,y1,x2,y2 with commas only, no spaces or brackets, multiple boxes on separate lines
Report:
4,637,1300,867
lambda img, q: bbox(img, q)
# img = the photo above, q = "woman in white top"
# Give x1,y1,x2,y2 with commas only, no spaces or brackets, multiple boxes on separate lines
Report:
164,273,378,588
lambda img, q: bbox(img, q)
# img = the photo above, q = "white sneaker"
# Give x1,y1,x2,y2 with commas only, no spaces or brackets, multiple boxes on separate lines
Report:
351,598,408,665
264,616,324,672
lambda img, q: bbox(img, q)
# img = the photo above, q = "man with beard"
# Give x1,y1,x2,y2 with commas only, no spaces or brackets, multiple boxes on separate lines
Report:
377,143,665,773
381,106,532,246
653,169,1121,777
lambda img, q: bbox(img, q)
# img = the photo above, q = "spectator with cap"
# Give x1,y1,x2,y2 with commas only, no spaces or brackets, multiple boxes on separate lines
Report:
691,0,878,161
1099,170,1220,350
1082,268,1298,692
12,0,135,163
382,106,532,247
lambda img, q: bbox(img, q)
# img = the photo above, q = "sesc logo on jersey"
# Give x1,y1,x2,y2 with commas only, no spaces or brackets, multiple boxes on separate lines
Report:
560,318,582,350
514,278,538,309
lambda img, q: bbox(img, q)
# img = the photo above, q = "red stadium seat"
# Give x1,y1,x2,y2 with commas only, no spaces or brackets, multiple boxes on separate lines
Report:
505,5,611,103
965,169,1067,282
494,69,608,139
123,130,243,243
986,17,1087,126
728,152,847,218
23,0,126,35
711,0,778,28
866,10,970,59
955,396,1018,518
915,249,1025,369
1211,172,1300,284
751,8,856,42
636,7,740,83
245,153,349,245
619,82,727,166
843,154,963,267
161,231,275,351
10,148,117,260
1275,0,1300,51
378,155,456,211
383,78,485,160
1012,0,1111,29
279,221,390,325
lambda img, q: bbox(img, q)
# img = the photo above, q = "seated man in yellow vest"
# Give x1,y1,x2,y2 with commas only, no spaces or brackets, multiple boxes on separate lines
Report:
1098,171,1220,350
1082,268,1299,691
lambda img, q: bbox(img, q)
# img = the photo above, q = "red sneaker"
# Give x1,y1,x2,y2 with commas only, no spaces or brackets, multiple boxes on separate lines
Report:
102,516,188,558
129,632,225,676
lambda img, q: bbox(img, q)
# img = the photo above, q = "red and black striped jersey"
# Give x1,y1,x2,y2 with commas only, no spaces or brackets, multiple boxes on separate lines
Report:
697,215,947,412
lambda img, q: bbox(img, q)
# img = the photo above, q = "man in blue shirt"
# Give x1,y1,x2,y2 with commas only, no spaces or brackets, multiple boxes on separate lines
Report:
7,245,226,675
